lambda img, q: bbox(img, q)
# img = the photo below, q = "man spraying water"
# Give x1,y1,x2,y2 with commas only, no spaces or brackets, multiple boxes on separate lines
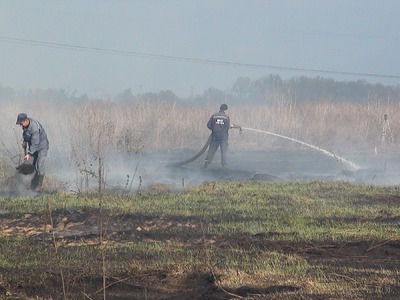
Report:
204,104,240,169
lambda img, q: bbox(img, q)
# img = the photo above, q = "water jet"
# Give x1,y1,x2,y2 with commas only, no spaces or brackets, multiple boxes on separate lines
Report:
242,127,360,171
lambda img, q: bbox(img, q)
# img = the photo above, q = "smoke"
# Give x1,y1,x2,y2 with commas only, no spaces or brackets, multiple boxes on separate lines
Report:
0,170,37,197
2,136,399,195
1,98,400,196
72,146,400,191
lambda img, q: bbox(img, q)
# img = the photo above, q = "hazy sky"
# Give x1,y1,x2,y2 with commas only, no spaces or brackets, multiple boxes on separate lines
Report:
1,0,399,97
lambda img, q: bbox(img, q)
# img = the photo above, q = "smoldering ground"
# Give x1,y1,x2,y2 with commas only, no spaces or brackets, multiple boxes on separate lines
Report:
39,147,400,194
158,149,400,186
0,168,37,196
2,139,399,196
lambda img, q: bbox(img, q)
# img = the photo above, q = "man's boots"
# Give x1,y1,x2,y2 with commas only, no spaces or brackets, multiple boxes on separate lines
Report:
31,174,45,191
37,175,45,189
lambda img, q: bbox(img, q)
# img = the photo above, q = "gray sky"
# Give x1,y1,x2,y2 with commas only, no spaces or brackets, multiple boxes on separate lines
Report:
1,0,399,97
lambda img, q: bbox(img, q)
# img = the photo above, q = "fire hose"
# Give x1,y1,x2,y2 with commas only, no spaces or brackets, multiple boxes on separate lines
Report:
167,125,242,167
167,134,212,167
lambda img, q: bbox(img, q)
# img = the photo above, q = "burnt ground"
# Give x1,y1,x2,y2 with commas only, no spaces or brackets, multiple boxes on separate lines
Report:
48,148,399,194
118,148,400,188
0,205,400,299
7,148,395,195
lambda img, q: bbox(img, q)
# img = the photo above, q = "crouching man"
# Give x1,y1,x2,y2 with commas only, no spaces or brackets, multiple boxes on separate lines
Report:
16,113,49,191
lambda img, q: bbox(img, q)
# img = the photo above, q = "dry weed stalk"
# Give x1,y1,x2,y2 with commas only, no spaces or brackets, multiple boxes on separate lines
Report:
46,200,67,299
201,223,243,299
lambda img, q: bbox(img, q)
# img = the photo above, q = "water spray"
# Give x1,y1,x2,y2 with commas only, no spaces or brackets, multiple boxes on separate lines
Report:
167,126,360,172
241,127,360,171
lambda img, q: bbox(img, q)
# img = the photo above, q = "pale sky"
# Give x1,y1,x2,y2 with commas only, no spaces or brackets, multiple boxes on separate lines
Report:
1,0,399,97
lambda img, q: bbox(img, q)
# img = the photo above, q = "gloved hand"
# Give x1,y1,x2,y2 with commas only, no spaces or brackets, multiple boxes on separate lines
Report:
231,124,242,134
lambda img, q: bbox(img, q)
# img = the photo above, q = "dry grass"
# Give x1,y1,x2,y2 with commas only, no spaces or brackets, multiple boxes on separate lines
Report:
0,97,399,179
229,100,399,153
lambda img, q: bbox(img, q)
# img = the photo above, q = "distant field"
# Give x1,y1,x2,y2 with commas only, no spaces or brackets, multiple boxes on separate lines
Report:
0,181,399,299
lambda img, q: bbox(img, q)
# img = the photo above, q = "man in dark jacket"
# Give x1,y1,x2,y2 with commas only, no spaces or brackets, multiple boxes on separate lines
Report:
16,113,49,190
204,104,232,168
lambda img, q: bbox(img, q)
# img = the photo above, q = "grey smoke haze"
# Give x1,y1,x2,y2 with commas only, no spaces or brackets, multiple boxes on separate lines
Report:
0,0,399,98
2,111,399,195
94,148,400,191
1,98,399,195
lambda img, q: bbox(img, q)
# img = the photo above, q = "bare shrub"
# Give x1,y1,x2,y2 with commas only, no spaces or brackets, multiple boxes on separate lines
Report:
69,101,117,190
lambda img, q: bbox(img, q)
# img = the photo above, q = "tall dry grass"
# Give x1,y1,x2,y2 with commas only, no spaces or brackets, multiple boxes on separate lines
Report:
0,97,399,181
229,100,399,154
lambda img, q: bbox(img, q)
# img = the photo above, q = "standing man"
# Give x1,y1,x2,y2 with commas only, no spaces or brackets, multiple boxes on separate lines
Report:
204,104,238,169
16,113,49,190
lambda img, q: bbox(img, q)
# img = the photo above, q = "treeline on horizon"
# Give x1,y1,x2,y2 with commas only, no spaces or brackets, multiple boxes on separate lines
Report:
1,74,399,105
